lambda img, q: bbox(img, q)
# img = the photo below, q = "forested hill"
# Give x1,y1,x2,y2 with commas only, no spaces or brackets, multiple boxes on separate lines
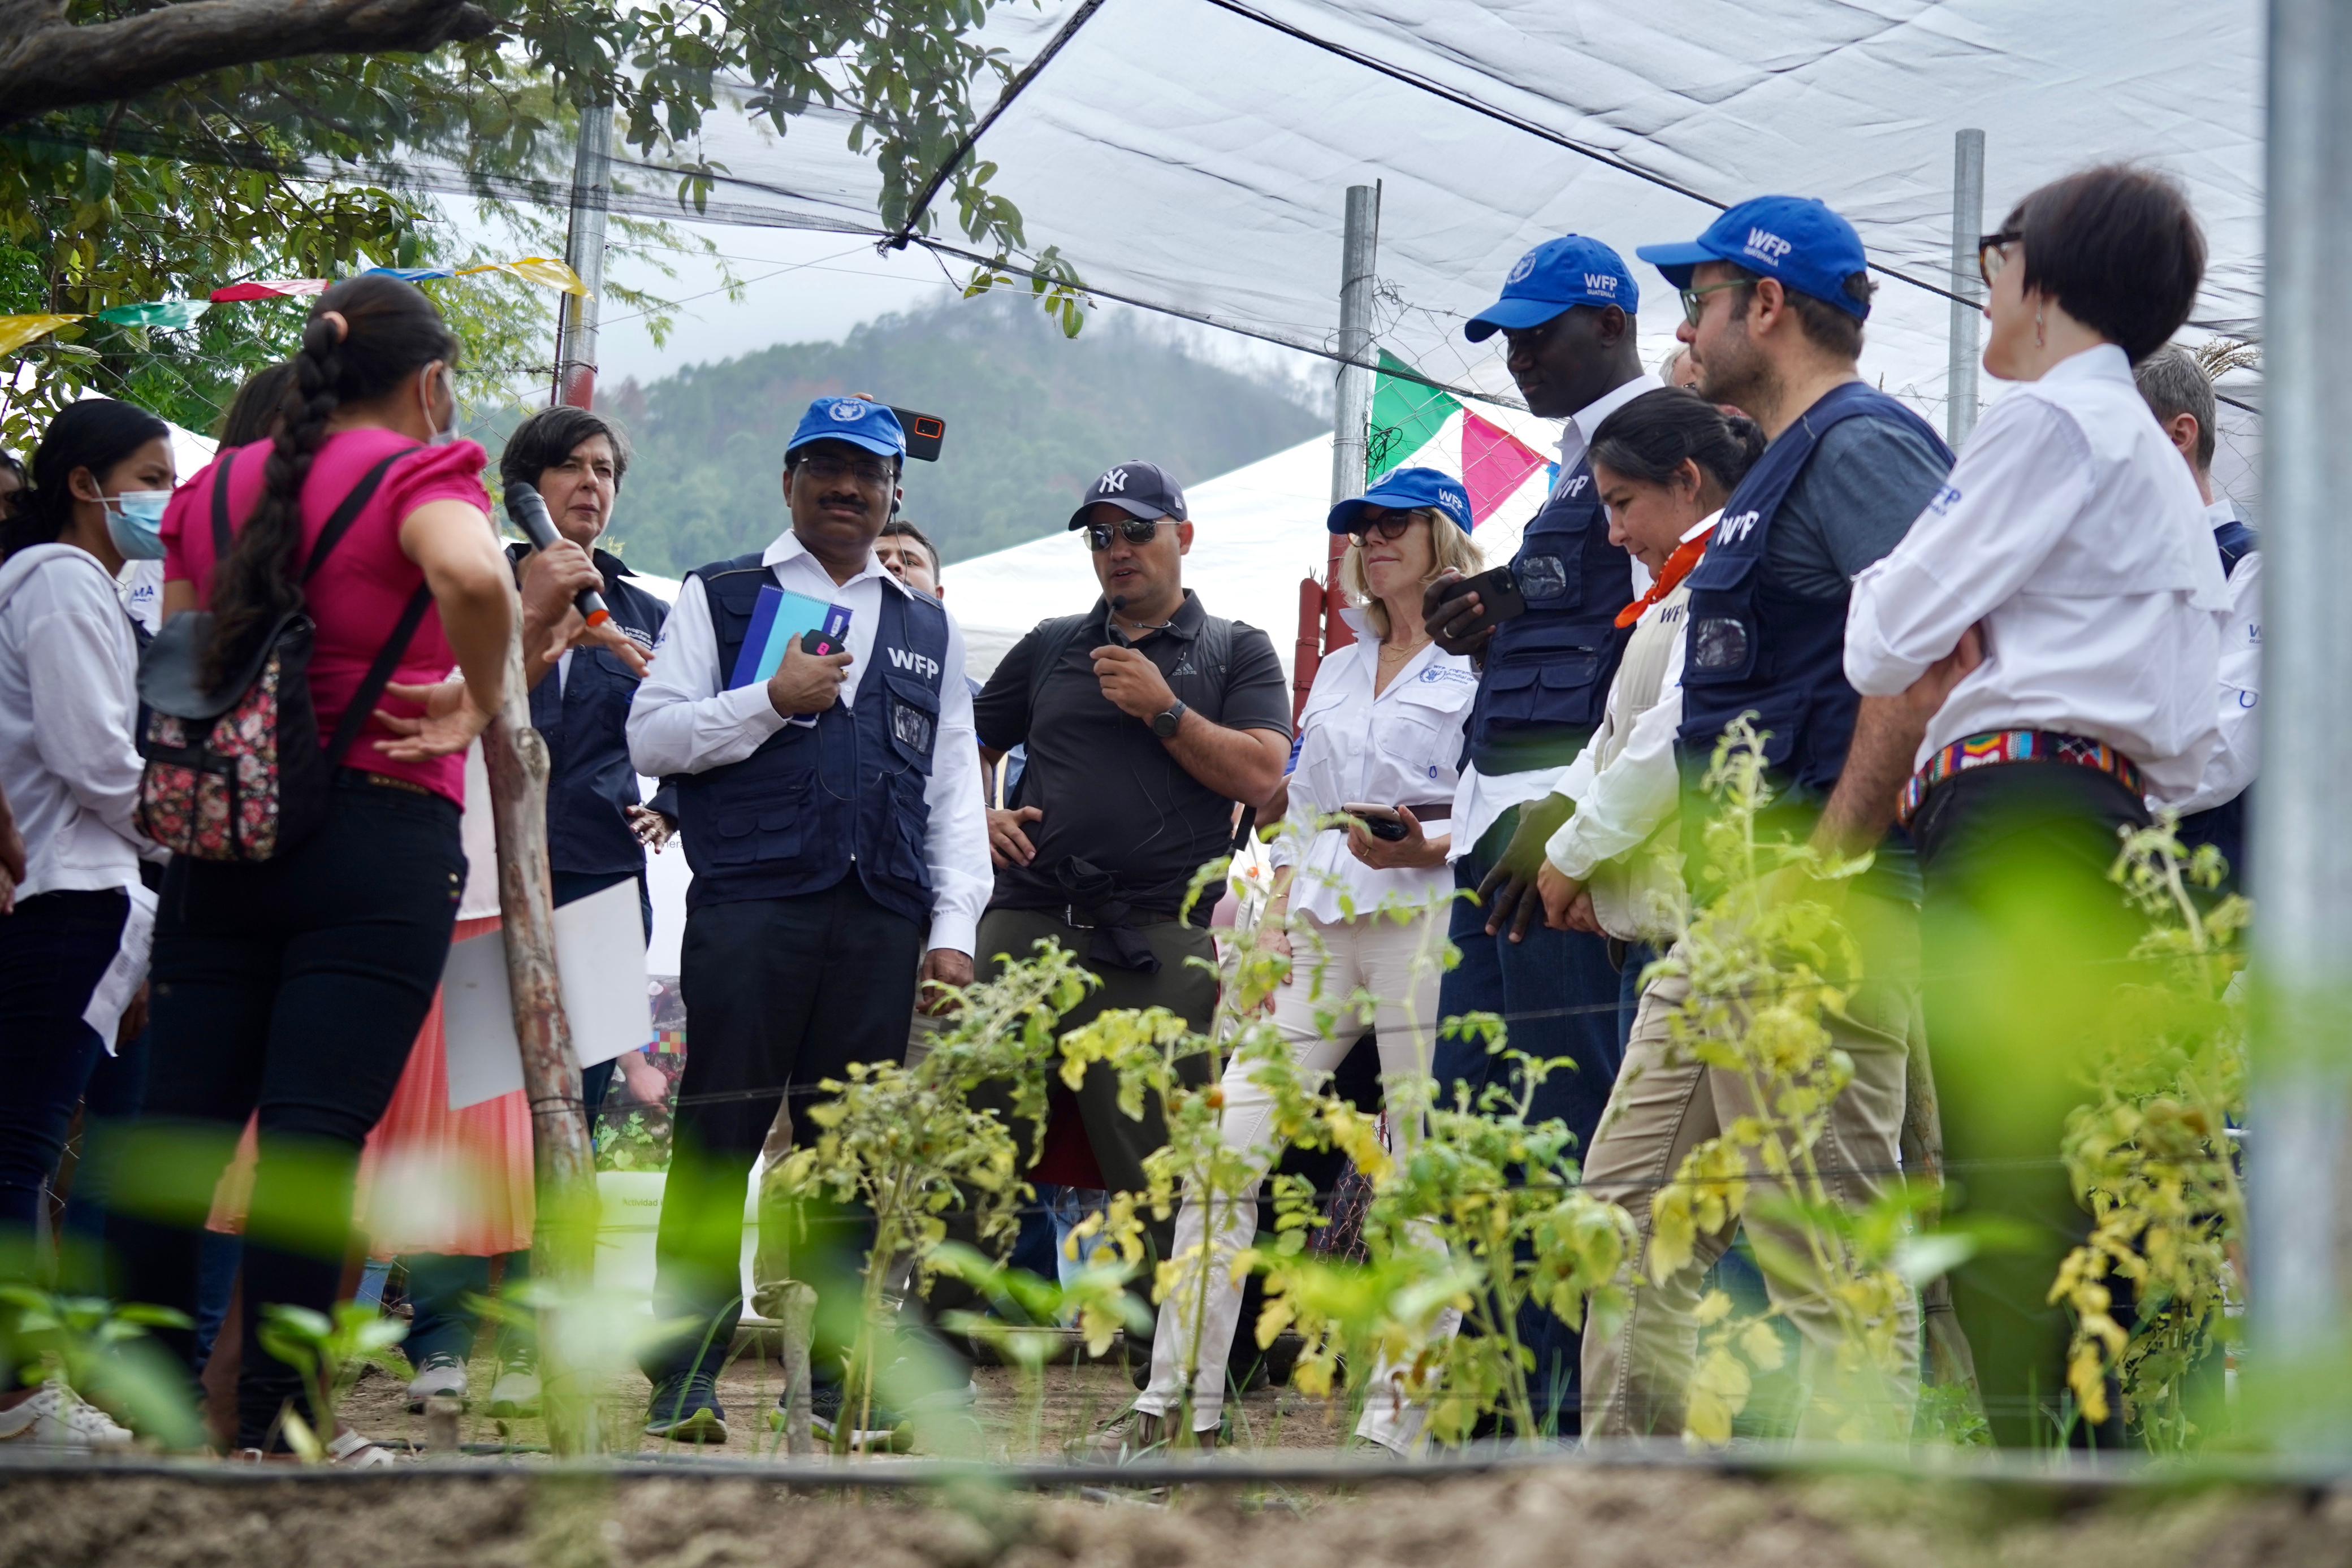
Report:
593,296,1327,576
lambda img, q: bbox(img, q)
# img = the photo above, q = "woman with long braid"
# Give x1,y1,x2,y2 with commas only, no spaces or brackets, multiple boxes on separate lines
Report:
109,277,516,1458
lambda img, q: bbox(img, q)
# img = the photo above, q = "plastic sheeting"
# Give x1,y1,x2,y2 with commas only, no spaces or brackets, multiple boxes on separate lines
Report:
608,0,2260,432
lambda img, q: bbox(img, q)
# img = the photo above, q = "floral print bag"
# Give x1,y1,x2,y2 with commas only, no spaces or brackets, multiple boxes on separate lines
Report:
136,449,431,861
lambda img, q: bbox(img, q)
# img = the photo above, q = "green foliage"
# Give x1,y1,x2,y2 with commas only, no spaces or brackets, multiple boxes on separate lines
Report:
253,1300,412,1459
592,294,1326,575
1642,717,1936,1446
0,1284,201,1449
2050,817,2248,1450
771,942,1097,1452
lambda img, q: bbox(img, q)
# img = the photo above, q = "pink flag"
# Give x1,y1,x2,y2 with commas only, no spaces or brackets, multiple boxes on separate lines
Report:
1460,413,1549,526
208,279,331,302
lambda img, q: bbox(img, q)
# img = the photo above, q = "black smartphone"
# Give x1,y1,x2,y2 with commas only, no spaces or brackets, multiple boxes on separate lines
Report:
890,407,946,462
1342,802,1411,842
1434,564,1526,639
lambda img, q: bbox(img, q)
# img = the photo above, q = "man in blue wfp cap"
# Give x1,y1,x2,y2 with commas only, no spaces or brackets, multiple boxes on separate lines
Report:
1417,233,1655,1437
627,395,991,1445
1573,197,1955,1443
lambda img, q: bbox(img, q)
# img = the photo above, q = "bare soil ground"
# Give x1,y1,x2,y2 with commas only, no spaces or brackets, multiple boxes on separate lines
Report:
5,1457,2349,1568
332,1344,1343,1461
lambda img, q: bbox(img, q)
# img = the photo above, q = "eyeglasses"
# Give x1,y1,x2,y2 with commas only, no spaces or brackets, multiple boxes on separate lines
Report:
793,451,894,487
1083,517,1167,551
1344,513,1420,544
1677,280,1746,329
1977,229,2022,288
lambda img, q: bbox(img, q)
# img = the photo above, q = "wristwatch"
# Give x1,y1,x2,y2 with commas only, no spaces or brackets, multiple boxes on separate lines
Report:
1151,699,1188,739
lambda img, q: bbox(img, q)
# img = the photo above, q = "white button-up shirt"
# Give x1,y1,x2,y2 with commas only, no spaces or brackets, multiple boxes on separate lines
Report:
1451,371,1659,860
1845,344,2228,805
2173,495,2260,815
626,527,993,956
1544,513,1717,881
1276,607,1477,925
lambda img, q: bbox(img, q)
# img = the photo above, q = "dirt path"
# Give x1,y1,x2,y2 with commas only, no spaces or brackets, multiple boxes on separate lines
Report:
5,1460,2346,1568
336,1345,1348,1460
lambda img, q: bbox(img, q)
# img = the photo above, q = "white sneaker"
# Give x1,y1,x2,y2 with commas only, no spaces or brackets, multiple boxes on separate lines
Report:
405,1352,469,1413
486,1366,541,1418
0,1384,135,1452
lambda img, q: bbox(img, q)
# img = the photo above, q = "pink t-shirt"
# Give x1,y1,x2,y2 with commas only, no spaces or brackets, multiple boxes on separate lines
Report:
162,428,493,805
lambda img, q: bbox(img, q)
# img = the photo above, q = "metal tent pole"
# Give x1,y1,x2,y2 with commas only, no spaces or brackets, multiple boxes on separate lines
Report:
1324,182,1380,660
1946,129,1986,448
552,102,613,410
2252,0,2352,1450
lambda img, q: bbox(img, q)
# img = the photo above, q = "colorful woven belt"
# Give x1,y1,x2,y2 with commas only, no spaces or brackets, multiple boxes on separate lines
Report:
1897,729,2145,828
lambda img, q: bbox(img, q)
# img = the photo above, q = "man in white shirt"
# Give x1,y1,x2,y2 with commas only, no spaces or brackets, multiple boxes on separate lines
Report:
2135,345,2259,890
1417,235,1654,1435
625,396,991,1443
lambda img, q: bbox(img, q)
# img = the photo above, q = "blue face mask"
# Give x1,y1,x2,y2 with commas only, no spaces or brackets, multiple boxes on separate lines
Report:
104,491,171,561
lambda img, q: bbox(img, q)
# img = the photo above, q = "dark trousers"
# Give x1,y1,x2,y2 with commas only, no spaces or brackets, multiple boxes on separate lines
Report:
645,878,922,1384
972,907,1219,1352
1914,760,2148,1448
404,1250,529,1366
1432,828,1627,1433
0,888,126,1253
109,778,464,1449
550,867,653,1131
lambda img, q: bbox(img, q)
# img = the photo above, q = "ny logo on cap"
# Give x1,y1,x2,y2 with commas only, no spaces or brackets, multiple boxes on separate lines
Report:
828,400,869,422
1507,252,1539,285
1096,466,1130,495
1584,273,1618,295
1744,228,1794,265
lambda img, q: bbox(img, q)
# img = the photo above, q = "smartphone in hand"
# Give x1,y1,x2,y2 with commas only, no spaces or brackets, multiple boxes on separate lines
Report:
1342,802,1411,842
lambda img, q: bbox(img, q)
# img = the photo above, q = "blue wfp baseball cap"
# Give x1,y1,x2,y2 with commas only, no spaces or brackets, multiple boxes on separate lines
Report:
1327,467,1473,535
1637,196,1873,319
1463,236,1639,343
785,396,907,461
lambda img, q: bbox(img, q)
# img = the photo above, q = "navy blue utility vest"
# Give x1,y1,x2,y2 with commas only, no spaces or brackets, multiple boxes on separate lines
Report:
675,552,949,923
1464,453,1634,773
2178,519,2260,886
515,545,672,880
1676,381,1953,846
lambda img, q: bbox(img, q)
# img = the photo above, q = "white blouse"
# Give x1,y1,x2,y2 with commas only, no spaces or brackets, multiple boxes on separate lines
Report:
1845,344,2229,805
1276,607,1478,925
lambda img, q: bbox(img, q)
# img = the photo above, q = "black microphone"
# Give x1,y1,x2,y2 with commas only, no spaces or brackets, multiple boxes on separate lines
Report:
504,482,610,627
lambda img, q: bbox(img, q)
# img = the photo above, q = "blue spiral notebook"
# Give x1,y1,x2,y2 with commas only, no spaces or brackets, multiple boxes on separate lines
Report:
725,585,854,689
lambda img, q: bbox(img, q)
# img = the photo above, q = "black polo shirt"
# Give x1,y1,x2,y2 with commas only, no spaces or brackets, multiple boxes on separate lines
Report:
508,542,677,878
975,590,1290,922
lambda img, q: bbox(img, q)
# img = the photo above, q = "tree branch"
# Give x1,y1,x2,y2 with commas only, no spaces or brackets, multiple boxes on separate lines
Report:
0,0,496,123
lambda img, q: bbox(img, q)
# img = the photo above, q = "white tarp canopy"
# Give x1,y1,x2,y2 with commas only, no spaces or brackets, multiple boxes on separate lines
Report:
577,0,2260,444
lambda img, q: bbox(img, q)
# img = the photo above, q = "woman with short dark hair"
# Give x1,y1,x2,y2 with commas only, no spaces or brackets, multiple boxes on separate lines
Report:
1836,163,2226,1446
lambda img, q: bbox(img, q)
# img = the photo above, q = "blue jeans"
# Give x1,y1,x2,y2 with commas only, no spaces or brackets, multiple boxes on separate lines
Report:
1432,833,1627,1434
0,889,125,1253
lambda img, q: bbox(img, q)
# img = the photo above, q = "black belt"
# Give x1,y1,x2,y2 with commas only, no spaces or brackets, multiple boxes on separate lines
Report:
1402,802,1451,821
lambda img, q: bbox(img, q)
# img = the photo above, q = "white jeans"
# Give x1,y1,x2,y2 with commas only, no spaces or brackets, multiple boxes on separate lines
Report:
1136,907,1461,1453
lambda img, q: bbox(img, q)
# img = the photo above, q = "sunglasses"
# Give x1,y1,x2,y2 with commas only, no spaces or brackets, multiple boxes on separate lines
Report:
1083,517,1168,551
794,451,894,487
1344,513,1421,543
1977,229,2022,289
1677,279,1746,328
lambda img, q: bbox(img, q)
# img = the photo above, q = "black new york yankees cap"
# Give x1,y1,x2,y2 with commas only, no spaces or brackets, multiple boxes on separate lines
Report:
1066,460,1188,529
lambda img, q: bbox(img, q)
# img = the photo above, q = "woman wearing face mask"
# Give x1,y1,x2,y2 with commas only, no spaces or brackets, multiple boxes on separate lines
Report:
1128,467,1480,1457
1533,389,1765,1035
107,276,517,1459
0,399,172,1445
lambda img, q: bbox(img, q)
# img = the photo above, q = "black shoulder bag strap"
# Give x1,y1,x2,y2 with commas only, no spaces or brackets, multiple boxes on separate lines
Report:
292,450,440,769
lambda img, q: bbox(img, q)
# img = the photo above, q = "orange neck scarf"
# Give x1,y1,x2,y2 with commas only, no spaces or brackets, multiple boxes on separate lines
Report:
1616,526,1715,629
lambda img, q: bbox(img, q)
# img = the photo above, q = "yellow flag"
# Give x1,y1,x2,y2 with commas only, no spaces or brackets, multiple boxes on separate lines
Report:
0,314,87,356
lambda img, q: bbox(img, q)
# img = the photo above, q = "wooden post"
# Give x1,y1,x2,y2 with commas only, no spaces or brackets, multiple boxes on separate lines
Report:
480,614,603,1454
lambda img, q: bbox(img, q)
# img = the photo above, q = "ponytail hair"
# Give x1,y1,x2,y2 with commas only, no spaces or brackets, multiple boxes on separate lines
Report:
1588,387,1767,498
202,275,459,683
3,398,169,558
